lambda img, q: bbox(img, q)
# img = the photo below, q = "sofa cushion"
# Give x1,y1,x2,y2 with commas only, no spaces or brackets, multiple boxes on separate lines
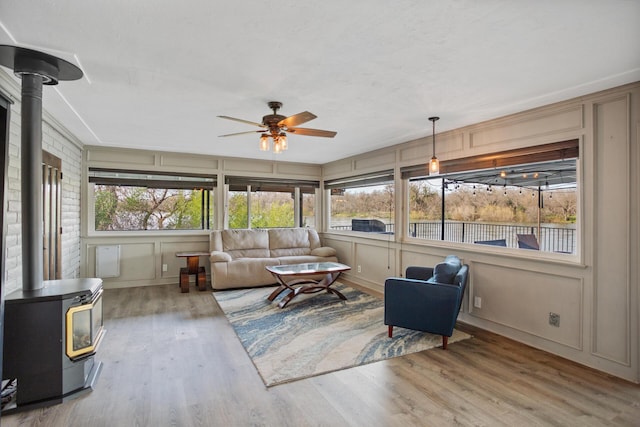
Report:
222,229,270,259
269,228,312,257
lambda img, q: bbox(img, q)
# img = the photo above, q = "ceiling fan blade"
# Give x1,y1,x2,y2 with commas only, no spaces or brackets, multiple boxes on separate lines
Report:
278,111,317,128
287,127,337,138
217,115,266,128
219,130,266,137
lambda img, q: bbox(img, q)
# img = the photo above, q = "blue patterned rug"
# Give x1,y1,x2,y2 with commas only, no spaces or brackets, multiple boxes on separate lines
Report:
213,283,471,387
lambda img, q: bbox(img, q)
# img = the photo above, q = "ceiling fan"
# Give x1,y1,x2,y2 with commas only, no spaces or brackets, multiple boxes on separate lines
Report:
218,101,336,152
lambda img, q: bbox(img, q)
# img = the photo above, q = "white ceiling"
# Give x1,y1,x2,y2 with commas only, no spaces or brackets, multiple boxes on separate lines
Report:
1,1,639,164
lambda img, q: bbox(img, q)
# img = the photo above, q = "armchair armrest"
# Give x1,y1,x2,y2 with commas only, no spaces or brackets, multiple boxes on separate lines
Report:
210,251,232,263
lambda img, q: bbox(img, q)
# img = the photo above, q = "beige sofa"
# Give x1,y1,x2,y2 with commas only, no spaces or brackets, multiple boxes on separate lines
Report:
209,228,338,290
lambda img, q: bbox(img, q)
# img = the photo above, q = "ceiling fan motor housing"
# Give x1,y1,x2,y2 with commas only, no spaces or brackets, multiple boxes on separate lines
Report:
262,113,287,130
264,101,286,133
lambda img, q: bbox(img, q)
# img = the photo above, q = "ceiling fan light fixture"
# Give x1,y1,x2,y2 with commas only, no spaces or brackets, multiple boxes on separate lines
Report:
218,101,336,154
273,138,283,154
259,134,270,151
278,133,288,150
428,116,440,176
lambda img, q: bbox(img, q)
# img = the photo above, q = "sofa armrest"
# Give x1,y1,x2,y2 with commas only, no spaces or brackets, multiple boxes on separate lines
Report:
310,246,337,257
210,251,232,263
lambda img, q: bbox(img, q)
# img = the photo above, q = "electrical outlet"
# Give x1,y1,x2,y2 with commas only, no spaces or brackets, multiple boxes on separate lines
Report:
549,312,560,327
357,265,362,273
474,296,482,308
162,263,168,272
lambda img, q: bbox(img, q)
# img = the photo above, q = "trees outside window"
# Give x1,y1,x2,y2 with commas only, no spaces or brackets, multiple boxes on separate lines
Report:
227,191,248,229
401,140,579,253
407,159,577,253
302,193,316,229
225,177,318,229
250,191,294,228
94,186,212,231
89,169,214,231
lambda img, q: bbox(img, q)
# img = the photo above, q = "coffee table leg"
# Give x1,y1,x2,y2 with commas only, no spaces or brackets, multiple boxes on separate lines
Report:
271,271,346,308
268,285,287,301
322,272,347,300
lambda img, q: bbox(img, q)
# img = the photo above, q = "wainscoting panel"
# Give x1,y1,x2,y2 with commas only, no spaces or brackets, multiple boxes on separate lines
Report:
354,151,396,172
322,237,353,269
353,242,395,291
87,242,156,284
276,162,321,177
593,94,631,365
322,159,353,177
223,158,274,174
399,249,455,276
470,261,583,350
469,105,584,149
86,147,156,167
398,133,465,166
160,153,218,170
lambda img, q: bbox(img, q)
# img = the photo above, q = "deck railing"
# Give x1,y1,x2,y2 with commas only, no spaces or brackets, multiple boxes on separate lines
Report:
331,221,576,254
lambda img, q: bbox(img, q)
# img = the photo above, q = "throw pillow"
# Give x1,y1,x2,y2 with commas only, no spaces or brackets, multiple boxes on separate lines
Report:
432,256,461,284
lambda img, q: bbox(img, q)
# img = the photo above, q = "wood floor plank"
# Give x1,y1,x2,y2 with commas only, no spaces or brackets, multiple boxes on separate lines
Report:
2,284,639,426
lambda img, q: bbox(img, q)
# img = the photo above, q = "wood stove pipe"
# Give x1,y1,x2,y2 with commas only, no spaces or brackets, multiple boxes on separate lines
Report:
0,45,82,291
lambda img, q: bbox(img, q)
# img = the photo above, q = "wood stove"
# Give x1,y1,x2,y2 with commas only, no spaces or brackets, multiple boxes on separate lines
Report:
0,45,101,413
2,278,104,413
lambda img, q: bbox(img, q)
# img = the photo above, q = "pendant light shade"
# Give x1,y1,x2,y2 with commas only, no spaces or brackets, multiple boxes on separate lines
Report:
429,116,440,175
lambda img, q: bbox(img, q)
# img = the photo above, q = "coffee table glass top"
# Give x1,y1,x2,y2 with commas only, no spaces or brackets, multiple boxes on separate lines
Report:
266,262,350,275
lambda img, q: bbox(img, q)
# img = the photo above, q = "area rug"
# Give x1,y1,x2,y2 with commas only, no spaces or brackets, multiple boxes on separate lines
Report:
213,283,471,387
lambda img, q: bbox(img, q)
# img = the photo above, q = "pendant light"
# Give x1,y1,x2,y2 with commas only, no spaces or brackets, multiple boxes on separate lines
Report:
428,116,440,175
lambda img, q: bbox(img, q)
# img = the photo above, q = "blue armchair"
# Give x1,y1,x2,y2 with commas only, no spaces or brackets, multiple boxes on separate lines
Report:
384,255,469,349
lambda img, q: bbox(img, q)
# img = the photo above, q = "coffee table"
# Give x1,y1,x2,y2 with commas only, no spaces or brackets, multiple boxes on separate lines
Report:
266,262,351,308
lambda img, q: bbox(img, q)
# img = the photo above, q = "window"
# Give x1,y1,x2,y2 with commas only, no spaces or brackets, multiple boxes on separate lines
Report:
43,151,62,278
403,140,578,254
225,177,319,229
89,169,215,231
326,170,395,233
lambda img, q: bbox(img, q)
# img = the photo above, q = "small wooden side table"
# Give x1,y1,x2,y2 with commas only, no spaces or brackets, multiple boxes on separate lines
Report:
175,252,209,293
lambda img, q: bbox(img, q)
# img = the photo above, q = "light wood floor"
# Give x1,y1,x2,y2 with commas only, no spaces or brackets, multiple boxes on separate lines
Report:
3,283,639,426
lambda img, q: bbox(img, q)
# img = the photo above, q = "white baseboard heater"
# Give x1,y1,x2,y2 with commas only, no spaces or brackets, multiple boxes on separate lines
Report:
95,245,120,278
